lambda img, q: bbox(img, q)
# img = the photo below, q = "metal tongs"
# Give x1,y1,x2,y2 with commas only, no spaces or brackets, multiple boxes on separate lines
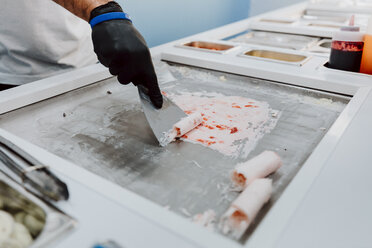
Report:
0,136,69,202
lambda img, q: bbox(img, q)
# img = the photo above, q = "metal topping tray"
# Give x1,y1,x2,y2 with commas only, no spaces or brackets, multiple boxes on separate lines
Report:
308,39,332,54
306,0,372,14
318,39,332,48
259,18,295,24
241,49,310,66
177,41,237,54
0,172,75,247
0,61,348,242
228,31,319,50
248,10,369,38
301,14,349,23
307,22,343,29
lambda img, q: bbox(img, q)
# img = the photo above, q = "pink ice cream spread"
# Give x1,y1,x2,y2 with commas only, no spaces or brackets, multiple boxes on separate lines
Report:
167,91,280,157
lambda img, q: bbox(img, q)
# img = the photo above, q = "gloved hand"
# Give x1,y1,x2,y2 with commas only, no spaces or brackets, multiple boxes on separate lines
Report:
90,2,163,108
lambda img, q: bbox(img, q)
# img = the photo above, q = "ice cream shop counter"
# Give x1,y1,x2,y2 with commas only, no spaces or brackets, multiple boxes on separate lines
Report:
0,1,372,248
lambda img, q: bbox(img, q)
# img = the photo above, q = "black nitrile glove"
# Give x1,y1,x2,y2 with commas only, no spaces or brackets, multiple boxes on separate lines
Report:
90,2,163,108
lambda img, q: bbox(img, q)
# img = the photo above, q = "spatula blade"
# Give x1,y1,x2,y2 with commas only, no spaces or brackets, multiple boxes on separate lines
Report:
138,86,186,146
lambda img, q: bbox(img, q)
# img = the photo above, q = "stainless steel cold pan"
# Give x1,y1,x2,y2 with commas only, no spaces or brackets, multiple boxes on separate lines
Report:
241,49,310,66
0,61,349,243
177,41,237,54
229,31,319,50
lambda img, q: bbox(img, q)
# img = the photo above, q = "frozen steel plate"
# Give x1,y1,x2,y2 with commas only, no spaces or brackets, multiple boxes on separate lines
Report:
0,61,348,243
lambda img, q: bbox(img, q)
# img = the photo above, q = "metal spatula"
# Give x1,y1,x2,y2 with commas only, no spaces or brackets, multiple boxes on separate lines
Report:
138,85,186,146
0,136,69,202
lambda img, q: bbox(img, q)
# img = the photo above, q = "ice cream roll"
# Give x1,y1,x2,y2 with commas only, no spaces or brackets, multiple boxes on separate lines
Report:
232,151,282,190
220,178,272,239
175,112,203,137
168,112,203,141
0,210,14,241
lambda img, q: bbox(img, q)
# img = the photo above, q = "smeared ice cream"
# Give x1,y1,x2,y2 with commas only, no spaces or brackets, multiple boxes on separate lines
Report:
192,209,216,231
168,91,280,158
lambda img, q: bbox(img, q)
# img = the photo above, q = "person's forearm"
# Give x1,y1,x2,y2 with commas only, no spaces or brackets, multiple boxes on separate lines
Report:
52,0,112,21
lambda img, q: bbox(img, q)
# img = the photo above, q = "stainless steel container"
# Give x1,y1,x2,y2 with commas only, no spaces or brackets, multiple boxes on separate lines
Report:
307,22,343,29
318,40,332,48
307,39,332,54
241,49,310,66
229,31,319,50
259,18,295,24
177,41,237,54
0,172,75,248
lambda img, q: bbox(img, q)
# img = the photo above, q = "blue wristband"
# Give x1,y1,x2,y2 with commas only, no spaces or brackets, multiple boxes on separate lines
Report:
90,12,132,28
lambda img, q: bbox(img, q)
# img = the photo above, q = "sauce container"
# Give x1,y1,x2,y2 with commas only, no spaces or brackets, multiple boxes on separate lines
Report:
328,16,364,72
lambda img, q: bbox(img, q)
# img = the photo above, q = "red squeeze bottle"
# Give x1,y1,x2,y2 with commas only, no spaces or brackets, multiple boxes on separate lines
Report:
328,15,364,72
